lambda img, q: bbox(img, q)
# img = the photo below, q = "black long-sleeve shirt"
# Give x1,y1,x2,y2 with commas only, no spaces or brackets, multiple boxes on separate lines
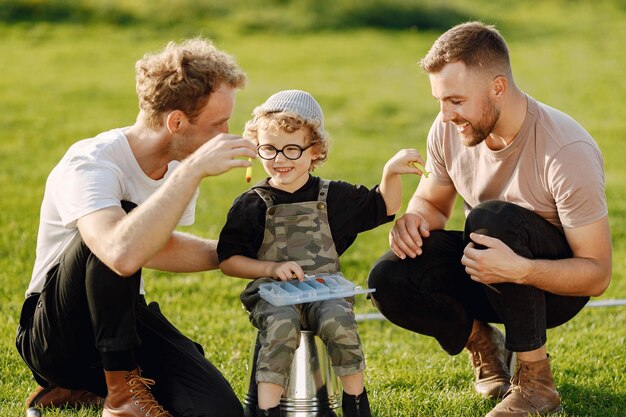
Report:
217,175,393,263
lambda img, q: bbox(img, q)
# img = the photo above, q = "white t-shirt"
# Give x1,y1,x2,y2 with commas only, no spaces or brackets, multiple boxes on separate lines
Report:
425,95,607,230
28,128,198,296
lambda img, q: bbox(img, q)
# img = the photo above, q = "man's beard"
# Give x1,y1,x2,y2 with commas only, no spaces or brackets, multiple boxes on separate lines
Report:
459,98,500,147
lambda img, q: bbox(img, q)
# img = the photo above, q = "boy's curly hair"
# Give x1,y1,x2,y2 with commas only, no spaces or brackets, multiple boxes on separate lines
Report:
244,109,329,171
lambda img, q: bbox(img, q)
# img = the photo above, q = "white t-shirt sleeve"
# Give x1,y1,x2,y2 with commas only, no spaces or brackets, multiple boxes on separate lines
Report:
54,156,123,228
179,187,199,226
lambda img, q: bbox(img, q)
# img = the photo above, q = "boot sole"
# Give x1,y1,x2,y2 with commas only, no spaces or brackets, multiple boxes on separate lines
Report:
546,404,563,415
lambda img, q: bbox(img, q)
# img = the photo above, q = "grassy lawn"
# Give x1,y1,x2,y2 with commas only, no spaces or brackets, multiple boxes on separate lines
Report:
0,1,624,416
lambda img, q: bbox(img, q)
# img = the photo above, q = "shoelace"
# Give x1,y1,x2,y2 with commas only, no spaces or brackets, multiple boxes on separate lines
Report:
471,348,504,378
509,365,536,402
470,349,481,367
126,374,171,417
468,328,510,378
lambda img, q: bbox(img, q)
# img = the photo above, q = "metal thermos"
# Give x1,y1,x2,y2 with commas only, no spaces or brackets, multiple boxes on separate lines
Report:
26,408,42,417
243,330,342,417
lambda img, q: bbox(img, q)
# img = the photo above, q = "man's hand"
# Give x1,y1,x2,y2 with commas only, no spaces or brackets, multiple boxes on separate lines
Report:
389,212,431,259
461,232,532,285
188,134,257,178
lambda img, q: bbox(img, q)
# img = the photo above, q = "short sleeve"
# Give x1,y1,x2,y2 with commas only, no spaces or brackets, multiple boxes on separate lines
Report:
178,187,199,226
548,142,607,228
425,114,453,184
54,157,123,228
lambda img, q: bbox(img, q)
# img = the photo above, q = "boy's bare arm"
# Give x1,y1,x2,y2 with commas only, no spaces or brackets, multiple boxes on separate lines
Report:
220,255,305,281
379,148,426,215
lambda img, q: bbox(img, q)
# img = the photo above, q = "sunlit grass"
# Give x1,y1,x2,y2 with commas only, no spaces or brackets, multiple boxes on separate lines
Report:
1,1,624,416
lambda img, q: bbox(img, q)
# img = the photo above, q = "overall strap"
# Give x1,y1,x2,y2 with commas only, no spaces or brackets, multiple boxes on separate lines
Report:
253,188,274,209
318,179,330,202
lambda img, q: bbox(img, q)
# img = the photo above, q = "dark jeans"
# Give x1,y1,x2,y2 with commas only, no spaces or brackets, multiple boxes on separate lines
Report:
368,200,589,355
16,203,243,417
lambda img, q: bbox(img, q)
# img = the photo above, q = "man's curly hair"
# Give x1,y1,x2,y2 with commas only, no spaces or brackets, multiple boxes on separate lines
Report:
135,38,246,128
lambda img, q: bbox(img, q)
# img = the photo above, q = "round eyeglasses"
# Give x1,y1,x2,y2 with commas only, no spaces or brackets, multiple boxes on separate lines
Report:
257,144,313,160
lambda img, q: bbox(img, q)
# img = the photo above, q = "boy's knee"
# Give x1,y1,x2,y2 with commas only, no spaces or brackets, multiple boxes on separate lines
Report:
264,313,301,347
318,305,355,336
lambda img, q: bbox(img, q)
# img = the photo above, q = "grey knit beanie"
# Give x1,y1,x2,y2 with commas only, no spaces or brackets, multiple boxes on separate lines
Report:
259,90,324,135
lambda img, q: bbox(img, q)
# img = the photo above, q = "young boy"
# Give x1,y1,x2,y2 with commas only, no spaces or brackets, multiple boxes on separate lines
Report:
218,90,426,417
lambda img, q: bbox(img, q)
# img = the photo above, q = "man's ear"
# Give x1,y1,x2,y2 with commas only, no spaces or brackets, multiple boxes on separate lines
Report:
492,75,507,101
165,110,186,133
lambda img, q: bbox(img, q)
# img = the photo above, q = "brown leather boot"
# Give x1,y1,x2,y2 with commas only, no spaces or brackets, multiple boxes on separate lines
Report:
465,321,512,399
25,385,104,409
103,368,172,417
486,356,562,417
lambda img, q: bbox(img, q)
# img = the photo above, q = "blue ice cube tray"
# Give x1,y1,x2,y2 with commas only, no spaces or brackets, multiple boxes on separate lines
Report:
258,273,375,307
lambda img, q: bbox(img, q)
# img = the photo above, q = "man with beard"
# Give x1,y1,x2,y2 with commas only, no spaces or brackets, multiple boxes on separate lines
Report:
367,22,611,417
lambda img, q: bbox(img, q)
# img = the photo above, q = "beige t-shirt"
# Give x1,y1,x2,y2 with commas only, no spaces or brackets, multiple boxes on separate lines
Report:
425,95,607,230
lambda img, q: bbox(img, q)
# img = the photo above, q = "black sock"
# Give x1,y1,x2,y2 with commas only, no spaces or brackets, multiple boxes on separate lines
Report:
101,350,136,372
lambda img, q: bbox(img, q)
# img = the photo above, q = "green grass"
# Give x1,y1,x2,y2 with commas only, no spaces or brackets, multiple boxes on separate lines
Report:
1,1,625,416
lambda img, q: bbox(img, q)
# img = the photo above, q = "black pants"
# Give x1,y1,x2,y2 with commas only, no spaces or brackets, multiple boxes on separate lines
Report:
368,201,589,355
16,204,243,417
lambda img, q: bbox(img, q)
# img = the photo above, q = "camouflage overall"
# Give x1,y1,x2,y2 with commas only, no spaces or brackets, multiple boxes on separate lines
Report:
240,180,365,387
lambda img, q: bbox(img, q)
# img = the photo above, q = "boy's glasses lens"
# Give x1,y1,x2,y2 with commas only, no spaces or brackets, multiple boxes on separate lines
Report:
257,144,311,160
283,145,304,159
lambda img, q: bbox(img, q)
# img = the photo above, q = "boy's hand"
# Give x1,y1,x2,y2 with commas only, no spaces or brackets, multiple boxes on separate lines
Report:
380,148,429,216
271,261,305,281
383,149,428,177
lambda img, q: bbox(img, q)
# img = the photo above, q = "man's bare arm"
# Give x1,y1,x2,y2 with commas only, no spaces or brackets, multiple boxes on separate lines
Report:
145,232,219,272
390,177,457,258
77,135,256,276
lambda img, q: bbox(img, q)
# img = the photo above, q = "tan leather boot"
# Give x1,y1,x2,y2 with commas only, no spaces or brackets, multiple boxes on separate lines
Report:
103,368,172,417
465,321,511,399
25,385,104,409
486,356,562,417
